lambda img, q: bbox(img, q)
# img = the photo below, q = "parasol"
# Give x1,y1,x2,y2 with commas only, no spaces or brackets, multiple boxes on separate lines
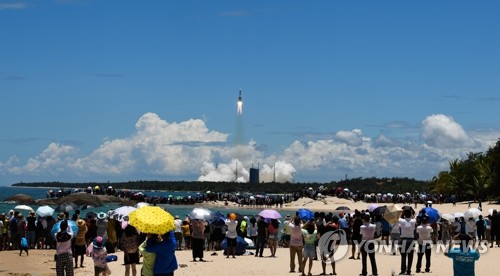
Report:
36,205,55,217
383,204,403,224
129,206,175,235
111,206,137,222
51,219,79,237
189,208,213,220
464,208,482,220
14,205,34,212
297,208,314,221
367,204,379,212
258,209,282,219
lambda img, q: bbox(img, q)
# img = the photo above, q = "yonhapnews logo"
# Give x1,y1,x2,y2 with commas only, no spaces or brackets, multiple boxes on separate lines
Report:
318,229,349,263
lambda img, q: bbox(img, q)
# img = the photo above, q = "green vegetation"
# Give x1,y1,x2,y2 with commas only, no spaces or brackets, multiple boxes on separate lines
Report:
12,177,429,194
430,139,500,201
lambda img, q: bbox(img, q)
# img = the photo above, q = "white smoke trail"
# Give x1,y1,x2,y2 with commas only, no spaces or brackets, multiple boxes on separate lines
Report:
197,159,295,183
237,100,243,115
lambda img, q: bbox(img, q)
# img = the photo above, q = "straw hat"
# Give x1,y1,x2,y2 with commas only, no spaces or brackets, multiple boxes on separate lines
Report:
76,219,86,227
57,213,66,220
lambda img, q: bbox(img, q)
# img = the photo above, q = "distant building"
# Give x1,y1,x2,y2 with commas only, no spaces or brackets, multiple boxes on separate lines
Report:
249,168,259,184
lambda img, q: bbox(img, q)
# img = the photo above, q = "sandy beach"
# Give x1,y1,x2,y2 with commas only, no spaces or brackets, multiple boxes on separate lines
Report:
1,197,498,276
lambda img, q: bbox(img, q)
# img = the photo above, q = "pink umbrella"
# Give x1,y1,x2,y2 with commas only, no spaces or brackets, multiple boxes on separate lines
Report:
258,209,282,219
367,204,379,212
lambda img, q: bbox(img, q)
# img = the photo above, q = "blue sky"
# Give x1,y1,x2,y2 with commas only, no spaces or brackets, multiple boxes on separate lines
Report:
1,1,499,185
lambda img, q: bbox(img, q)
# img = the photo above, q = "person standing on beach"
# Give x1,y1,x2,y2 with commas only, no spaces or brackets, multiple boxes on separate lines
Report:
146,231,178,276
359,214,377,276
74,219,88,269
445,234,480,276
267,219,280,257
121,225,140,276
173,215,183,251
55,220,74,276
289,217,303,274
26,211,36,249
91,236,110,276
349,211,362,260
139,236,156,276
181,221,191,250
191,218,205,262
225,213,238,258
398,209,417,275
0,213,7,250
255,216,267,258
15,213,26,251
301,220,318,276
415,216,433,273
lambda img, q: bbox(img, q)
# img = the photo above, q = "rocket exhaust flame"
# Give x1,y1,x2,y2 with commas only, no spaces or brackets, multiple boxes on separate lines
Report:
237,89,243,115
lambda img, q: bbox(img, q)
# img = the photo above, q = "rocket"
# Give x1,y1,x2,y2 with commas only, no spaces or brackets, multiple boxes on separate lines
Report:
237,89,243,115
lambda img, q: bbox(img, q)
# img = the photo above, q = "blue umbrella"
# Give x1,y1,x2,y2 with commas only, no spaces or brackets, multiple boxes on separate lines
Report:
297,208,314,221
421,207,440,224
221,236,248,255
210,211,226,225
51,220,79,237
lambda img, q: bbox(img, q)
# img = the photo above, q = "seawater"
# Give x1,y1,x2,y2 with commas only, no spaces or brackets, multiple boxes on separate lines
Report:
0,186,279,219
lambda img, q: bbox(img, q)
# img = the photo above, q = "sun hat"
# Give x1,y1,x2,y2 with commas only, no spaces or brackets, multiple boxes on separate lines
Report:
175,215,180,219
96,212,107,220
93,236,105,249
76,219,86,227
57,213,66,220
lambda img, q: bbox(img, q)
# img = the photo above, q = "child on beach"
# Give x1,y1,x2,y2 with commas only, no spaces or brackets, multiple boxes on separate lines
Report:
19,236,28,256
139,236,156,276
91,236,110,276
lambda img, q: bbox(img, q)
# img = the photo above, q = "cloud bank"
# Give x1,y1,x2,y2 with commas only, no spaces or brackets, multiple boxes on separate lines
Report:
1,113,499,184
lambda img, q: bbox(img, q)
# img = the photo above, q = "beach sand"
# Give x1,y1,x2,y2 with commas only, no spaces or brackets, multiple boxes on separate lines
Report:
1,197,498,276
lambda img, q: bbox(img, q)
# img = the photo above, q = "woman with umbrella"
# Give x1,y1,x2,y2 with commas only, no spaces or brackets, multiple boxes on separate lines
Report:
145,231,178,276
55,220,74,276
191,218,206,262
267,218,280,257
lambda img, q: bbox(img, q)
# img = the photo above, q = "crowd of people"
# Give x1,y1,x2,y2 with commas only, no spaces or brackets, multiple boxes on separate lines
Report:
2,198,497,276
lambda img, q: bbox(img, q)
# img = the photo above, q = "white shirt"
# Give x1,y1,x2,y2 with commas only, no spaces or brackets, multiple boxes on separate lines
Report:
398,218,417,238
225,219,238,239
416,224,433,244
360,223,376,240
174,219,182,233
465,220,476,233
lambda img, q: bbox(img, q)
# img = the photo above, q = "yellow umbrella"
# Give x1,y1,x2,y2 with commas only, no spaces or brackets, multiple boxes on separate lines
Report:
128,206,175,235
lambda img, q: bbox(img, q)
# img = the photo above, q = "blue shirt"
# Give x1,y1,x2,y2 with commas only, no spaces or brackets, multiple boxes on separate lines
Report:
146,231,178,274
338,217,348,229
447,248,480,276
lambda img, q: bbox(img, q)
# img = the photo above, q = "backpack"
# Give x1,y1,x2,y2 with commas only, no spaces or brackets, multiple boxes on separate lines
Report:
121,235,138,254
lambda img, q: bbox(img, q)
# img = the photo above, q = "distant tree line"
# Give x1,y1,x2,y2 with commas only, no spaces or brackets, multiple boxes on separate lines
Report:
12,177,429,195
430,138,500,201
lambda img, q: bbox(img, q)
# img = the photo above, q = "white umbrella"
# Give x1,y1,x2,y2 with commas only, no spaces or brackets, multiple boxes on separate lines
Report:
464,208,482,220
36,205,55,217
441,214,455,222
111,206,137,221
14,205,34,212
454,212,465,219
135,202,149,208
190,208,213,220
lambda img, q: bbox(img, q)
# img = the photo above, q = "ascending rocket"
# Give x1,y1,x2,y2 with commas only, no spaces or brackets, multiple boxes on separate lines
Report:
237,89,243,115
